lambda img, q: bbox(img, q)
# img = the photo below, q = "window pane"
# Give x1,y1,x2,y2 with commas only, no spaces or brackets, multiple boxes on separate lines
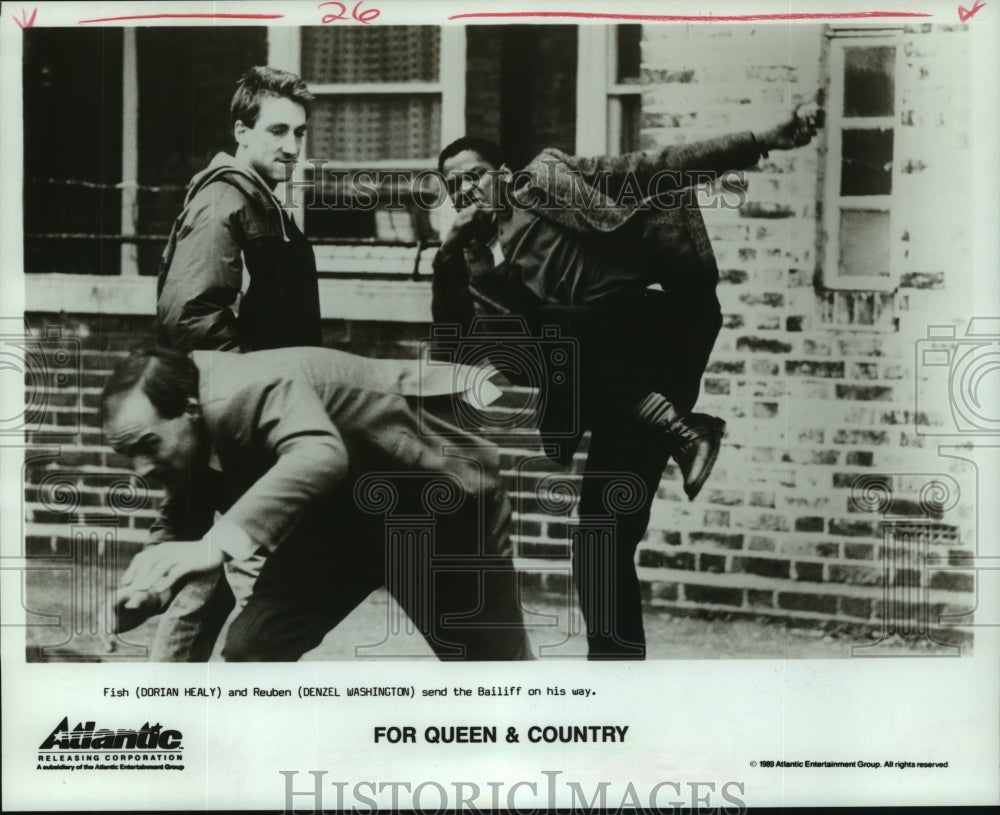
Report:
616,25,642,83
23,28,123,274
838,209,891,278
137,27,268,276
840,128,893,196
302,168,436,242
309,95,441,161
614,95,641,154
301,26,440,83
843,46,895,118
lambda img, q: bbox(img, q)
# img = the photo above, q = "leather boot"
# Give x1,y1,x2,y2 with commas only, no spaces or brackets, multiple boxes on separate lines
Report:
633,393,726,500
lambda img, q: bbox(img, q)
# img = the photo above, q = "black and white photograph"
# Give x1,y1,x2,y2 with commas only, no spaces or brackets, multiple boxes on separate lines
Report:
2,0,998,810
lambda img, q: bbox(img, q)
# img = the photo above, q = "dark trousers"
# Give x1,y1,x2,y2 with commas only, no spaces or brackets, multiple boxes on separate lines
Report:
534,284,722,658
223,490,531,661
573,426,672,659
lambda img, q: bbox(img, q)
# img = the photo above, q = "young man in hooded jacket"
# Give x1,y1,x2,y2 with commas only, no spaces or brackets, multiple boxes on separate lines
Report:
157,66,321,352
146,67,321,660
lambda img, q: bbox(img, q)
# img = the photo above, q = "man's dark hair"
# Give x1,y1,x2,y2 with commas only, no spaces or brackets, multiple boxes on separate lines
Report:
230,66,314,129
438,136,505,173
102,349,200,420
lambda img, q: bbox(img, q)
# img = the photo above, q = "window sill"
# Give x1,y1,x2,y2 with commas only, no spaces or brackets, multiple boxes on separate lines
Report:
25,273,434,323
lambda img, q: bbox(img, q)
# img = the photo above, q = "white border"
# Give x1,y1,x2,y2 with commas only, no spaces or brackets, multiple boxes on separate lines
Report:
3,1,998,811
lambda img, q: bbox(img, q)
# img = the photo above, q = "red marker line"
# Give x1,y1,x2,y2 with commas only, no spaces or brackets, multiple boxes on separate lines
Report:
447,10,933,22
80,12,284,24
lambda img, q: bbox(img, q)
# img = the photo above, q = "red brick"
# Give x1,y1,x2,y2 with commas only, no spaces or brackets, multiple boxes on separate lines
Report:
827,564,883,586
698,553,727,573
829,519,880,538
747,512,790,532
839,597,873,620
777,592,838,615
684,584,743,607
688,532,744,549
844,543,876,560
794,562,824,582
703,509,731,528
704,489,744,506
651,582,680,602
639,550,695,570
746,535,776,552
732,556,790,579
706,360,745,374
929,571,973,592
836,385,894,401
833,430,889,445
519,541,569,559
736,336,793,354
785,360,844,377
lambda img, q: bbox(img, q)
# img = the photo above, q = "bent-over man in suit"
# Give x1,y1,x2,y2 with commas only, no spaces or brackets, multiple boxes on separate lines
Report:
102,347,531,661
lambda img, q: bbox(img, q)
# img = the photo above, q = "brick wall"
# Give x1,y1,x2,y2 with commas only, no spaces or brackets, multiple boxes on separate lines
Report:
20,22,980,643
625,22,977,634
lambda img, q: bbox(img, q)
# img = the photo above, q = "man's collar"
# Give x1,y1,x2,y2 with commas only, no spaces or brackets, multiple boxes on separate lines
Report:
207,446,223,473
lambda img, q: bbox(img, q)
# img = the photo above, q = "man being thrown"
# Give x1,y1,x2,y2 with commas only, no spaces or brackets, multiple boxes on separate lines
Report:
431,104,821,658
103,347,531,661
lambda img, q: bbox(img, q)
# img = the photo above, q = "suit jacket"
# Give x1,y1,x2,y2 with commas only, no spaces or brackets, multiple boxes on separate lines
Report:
152,347,500,560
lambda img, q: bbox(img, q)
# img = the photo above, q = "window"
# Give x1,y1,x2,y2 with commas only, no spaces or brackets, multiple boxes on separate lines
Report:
608,25,642,154
23,28,124,275
270,26,464,250
23,27,269,278
24,25,624,285
576,25,642,156
821,30,901,290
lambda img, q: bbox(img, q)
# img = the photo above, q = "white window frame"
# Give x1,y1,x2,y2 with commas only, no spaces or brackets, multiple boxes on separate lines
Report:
268,27,464,244
575,25,639,156
822,28,903,291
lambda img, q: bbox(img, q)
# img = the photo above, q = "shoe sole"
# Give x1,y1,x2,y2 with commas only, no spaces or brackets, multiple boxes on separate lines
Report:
111,593,166,634
685,417,726,501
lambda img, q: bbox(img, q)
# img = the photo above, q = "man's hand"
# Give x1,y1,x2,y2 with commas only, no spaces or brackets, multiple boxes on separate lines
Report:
756,102,824,152
439,205,494,261
120,540,225,604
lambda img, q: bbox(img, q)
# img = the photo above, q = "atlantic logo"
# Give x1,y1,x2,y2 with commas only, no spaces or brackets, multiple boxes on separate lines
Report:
39,717,183,751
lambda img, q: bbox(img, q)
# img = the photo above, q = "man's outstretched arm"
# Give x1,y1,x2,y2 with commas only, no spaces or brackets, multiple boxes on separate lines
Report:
552,102,823,196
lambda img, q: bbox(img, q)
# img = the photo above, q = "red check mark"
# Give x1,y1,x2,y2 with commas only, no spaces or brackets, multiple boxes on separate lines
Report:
958,0,987,21
13,7,37,28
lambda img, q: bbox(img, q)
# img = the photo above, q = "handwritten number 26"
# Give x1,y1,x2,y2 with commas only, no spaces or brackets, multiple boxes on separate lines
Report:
319,1,381,24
